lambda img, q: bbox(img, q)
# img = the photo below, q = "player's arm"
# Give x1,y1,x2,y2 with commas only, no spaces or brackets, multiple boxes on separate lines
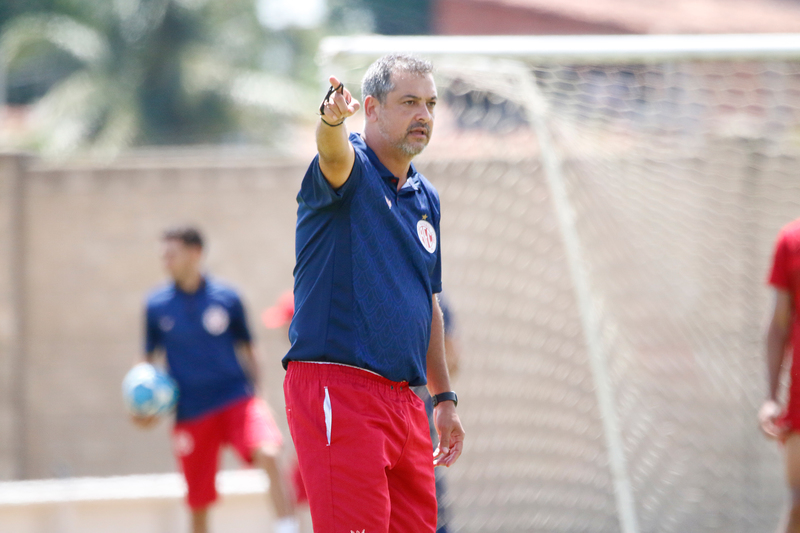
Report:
317,75,360,189
759,288,792,439
133,306,163,429
427,294,465,467
130,350,162,429
237,341,262,393
143,350,159,363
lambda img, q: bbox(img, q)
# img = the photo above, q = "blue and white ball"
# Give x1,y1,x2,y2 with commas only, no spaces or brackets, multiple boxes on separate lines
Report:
122,363,179,417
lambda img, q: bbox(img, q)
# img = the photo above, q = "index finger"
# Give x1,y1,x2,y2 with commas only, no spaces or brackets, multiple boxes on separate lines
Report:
328,75,351,104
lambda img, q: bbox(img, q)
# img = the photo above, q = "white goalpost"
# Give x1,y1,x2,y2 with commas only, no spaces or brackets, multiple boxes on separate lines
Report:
319,34,800,533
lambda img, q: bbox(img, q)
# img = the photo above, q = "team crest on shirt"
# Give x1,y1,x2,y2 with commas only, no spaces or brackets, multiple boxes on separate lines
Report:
202,305,229,335
159,316,175,332
417,216,437,254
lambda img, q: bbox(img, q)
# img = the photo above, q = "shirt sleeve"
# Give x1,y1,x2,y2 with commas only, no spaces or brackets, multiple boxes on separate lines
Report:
144,304,161,354
228,294,253,343
298,152,364,210
769,230,790,290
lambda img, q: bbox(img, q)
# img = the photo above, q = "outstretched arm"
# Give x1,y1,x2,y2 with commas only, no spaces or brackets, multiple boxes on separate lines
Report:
759,288,792,439
317,75,361,189
427,295,465,467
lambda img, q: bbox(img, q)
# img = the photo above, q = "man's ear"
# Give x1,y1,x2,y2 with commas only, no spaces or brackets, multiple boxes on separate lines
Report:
363,95,380,123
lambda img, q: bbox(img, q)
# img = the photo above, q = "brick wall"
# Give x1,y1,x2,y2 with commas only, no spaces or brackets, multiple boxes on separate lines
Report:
433,0,631,35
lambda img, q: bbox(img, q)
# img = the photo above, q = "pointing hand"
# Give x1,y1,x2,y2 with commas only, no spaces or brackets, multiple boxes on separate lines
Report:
319,75,360,126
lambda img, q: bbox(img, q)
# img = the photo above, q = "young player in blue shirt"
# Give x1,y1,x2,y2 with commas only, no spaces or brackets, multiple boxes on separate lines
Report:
132,226,298,533
283,54,465,533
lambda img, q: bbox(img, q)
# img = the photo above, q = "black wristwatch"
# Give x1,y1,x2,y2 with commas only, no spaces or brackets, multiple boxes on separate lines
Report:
431,391,458,408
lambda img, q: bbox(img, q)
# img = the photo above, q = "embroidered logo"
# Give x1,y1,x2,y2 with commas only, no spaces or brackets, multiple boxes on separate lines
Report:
350,530,365,533
416,218,437,254
159,316,175,332
385,196,392,210
173,430,194,457
202,305,229,335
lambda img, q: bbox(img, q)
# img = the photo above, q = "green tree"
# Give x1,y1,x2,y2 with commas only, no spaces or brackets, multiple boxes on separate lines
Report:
0,0,317,155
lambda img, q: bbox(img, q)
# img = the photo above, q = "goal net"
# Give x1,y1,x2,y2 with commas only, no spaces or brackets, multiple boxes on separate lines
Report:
320,34,800,533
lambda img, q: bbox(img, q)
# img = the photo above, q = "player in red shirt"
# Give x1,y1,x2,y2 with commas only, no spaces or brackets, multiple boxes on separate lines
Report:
760,218,800,532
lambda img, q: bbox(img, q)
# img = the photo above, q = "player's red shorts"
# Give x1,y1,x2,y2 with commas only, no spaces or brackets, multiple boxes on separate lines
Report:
172,395,283,509
284,361,437,533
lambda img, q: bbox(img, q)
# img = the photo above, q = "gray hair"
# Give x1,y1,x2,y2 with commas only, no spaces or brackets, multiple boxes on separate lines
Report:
361,54,434,104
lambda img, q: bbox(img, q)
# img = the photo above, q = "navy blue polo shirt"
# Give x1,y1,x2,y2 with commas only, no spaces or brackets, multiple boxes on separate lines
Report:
284,133,442,386
145,277,254,421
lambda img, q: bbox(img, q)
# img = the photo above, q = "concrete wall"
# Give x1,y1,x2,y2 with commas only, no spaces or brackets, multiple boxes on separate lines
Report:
3,153,305,480
0,154,27,480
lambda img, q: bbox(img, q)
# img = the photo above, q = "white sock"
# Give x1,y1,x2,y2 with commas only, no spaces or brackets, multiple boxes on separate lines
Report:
274,516,299,533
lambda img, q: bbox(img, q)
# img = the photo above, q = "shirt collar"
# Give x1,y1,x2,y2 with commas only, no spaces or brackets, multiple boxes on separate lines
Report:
173,275,207,296
353,133,420,191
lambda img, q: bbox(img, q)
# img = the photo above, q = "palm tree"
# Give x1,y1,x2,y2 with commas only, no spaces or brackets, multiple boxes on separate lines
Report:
0,0,316,156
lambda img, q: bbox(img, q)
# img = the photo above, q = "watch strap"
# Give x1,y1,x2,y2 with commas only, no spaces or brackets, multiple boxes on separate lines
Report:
431,391,458,408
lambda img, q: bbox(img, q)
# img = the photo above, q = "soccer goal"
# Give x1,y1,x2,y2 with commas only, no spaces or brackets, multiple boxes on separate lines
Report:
319,34,800,533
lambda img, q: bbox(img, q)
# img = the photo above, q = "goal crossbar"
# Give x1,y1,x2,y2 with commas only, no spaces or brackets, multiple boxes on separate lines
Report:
320,33,800,67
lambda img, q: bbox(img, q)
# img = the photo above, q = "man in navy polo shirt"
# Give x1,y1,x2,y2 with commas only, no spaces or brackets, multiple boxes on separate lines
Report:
283,54,465,533
133,226,298,533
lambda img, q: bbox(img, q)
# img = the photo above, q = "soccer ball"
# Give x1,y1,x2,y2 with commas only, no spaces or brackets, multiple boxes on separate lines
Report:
122,363,179,417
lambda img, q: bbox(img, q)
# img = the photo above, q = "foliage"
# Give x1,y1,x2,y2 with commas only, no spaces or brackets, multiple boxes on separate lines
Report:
0,0,318,155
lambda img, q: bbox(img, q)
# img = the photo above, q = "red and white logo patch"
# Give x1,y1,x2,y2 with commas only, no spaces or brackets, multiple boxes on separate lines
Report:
417,219,437,254
202,305,229,336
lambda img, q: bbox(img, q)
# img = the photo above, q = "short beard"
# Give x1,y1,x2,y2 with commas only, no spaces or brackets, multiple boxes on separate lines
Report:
397,139,426,157
379,120,430,157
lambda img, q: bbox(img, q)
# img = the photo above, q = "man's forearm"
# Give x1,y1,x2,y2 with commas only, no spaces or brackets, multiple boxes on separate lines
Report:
239,342,261,390
317,120,351,162
766,322,789,401
426,296,451,395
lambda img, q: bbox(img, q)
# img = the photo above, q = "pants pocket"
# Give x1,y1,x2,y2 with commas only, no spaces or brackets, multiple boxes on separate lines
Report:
323,386,332,446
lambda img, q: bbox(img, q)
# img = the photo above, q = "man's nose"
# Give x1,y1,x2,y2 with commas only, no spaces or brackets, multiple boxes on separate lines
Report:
416,104,433,122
